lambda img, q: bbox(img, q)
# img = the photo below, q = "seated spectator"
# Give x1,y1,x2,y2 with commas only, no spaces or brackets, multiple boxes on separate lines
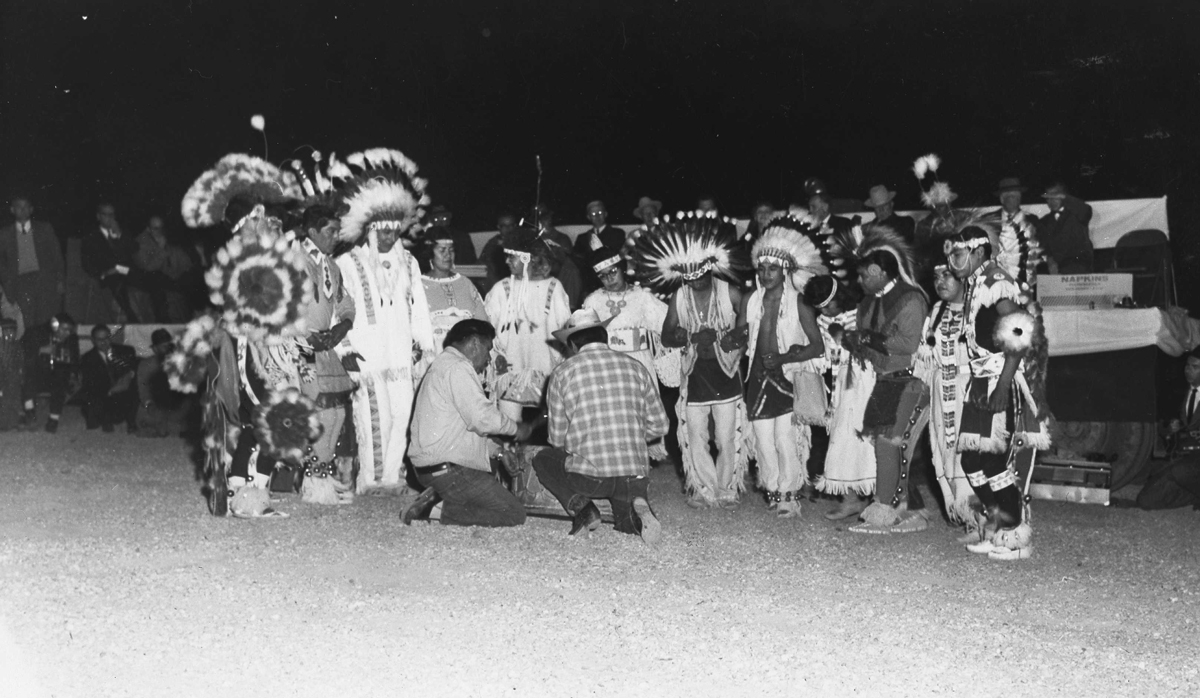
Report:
1138,347,1200,510
0,318,23,431
427,204,477,265
743,200,776,242
534,205,584,310
1038,182,1094,274
21,313,80,433
863,185,915,243
80,324,138,433
135,328,176,438
481,212,518,288
0,283,23,340
83,203,153,322
134,216,195,322
632,196,663,227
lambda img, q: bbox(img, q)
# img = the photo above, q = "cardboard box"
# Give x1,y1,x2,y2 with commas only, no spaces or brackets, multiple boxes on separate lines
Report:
1029,457,1111,505
1039,274,1133,311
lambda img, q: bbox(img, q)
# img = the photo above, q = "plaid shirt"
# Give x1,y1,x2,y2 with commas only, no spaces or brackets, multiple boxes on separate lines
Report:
546,343,669,478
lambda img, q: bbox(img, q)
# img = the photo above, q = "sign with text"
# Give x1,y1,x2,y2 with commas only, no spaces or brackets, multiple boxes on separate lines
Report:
1039,274,1132,310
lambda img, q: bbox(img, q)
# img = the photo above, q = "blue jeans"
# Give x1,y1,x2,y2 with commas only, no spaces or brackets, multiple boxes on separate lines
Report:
531,447,648,535
417,464,526,527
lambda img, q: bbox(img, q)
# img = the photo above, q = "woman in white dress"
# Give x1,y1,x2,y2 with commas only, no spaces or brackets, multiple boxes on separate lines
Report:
804,275,878,520
421,226,488,353
484,229,570,421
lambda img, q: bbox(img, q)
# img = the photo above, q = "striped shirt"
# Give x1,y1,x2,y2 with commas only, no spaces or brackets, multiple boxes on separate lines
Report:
546,342,669,478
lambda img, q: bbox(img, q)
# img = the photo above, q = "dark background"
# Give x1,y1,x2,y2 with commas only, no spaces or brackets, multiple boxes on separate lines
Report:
3,0,1199,297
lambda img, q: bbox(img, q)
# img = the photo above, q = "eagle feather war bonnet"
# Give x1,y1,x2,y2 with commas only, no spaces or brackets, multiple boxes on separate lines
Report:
628,211,747,291
751,215,828,291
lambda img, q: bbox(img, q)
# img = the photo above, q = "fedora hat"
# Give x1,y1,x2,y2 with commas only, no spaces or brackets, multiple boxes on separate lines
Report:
994,177,1027,196
864,185,896,208
632,196,662,218
551,307,613,344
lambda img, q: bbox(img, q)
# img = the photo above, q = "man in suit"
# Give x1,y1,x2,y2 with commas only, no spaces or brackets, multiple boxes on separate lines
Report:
807,189,854,236
1137,347,1200,509
81,203,151,322
0,195,64,329
572,200,626,295
80,323,139,433
1037,182,1094,274
982,177,1038,228
863,185,915,243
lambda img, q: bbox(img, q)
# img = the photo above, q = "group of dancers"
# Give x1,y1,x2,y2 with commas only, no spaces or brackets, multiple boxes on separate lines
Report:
171,124,1048,561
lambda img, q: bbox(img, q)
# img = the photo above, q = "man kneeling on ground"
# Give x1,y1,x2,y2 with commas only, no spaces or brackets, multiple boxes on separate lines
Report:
404,319,534,526
532,308,669,543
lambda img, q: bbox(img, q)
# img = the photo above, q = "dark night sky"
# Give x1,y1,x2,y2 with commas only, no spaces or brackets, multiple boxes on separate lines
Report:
3,0,1199,245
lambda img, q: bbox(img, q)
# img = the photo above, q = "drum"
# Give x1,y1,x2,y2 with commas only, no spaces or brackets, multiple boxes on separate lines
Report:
502,445,614,522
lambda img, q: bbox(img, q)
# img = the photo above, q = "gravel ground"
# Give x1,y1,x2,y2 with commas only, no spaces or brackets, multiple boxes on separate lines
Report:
2,415,1198,698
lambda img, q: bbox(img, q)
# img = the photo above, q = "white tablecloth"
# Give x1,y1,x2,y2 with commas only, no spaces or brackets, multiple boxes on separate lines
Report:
1043,309,1167,357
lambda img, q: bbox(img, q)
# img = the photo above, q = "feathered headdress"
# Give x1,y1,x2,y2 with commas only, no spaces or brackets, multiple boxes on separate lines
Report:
628,211,747,291
857,226,925,299
182,153,303,231
330,148,430,246
751,215,828,291
941,210,1041,292
288,150,342,208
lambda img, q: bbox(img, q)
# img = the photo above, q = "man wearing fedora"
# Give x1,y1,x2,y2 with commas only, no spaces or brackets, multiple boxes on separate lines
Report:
532,308,669,543
633,196,662,227
983,177,1041,284
135,328,178,438
1037,181,1093,275
863,185,915,243
986,177,1036,224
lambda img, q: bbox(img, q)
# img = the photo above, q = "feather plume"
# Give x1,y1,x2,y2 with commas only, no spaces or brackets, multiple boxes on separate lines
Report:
912,153,940,180
920,181,958,208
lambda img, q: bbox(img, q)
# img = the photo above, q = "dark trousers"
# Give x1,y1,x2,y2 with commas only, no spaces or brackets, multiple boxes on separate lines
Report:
417,464,526,527
23,363,73,415
532,447,648,534
1137,458,1200,510
807,425,829,480
84,390,137,429
229,426,277,480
